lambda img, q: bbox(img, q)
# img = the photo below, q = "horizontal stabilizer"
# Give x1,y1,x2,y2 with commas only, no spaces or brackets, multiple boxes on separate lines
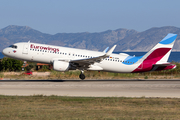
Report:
154,63,175,67
151,63,176,71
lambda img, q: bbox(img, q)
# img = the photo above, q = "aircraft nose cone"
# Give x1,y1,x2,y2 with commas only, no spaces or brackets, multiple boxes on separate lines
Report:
2,49,5,55
2,48,8,56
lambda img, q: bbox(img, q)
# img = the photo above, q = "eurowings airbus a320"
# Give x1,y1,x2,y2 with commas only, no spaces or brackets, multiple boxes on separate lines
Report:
2,33,177,80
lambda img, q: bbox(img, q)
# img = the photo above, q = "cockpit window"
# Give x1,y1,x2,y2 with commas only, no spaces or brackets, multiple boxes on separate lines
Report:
9,45,17,49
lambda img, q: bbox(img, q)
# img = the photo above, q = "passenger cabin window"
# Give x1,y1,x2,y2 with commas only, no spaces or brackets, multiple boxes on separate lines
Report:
9,45,17,49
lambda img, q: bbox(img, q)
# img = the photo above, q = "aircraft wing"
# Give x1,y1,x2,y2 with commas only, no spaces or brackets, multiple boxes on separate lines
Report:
70,45,116,68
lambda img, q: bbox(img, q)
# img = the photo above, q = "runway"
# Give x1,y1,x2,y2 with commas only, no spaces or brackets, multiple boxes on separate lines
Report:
0,79,180,98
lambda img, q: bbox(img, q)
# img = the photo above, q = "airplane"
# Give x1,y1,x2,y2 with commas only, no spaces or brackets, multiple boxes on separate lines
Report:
2,33,177,80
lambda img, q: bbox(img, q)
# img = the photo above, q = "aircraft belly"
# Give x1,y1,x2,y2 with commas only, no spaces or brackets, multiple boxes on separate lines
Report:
98,61,137,73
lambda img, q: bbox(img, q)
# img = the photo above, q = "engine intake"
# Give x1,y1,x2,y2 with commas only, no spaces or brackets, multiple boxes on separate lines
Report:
53,61,70,72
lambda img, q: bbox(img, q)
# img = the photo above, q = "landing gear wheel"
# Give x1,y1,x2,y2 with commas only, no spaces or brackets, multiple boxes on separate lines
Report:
79,72,85,80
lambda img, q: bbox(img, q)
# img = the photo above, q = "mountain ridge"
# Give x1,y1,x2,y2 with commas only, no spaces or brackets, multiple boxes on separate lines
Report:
0,25,180,52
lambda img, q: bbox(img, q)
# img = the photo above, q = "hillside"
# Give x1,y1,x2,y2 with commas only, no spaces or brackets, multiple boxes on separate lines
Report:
115,26,180,51
0,25,180,52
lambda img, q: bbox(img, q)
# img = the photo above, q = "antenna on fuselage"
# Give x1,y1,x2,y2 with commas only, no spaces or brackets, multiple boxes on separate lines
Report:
28,41,30,43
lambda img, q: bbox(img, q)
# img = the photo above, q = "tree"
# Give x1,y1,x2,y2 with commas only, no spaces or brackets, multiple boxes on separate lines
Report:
0,58,23,71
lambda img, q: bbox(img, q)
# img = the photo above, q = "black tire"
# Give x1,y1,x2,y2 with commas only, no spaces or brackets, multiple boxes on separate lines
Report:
79,74,85,80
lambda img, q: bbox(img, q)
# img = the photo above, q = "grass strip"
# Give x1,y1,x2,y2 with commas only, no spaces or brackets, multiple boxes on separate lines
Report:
0,95,180,119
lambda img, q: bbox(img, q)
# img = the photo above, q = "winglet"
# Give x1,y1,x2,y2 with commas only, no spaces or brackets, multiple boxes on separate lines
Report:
103,47,109,53
105,45,116,56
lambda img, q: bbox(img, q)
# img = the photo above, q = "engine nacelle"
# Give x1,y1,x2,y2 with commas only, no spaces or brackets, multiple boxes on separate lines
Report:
53,61,70,72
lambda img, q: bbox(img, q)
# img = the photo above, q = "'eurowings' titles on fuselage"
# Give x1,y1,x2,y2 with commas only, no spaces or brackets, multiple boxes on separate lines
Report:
30,44,59,53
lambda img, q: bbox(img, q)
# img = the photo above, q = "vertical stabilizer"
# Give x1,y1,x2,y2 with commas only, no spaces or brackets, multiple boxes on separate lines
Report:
133,33,177,72
140,33,177,63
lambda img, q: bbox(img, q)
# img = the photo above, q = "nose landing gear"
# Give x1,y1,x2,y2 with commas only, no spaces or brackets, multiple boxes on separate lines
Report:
79,70,85,80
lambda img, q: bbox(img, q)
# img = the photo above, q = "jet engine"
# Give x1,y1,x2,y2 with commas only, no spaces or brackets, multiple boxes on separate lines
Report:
53,61,70,72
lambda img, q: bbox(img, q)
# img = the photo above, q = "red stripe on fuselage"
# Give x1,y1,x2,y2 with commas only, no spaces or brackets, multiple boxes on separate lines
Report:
132,48,171,73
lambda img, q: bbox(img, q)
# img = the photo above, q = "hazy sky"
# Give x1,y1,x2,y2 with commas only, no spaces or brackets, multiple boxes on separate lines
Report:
0,0,180,34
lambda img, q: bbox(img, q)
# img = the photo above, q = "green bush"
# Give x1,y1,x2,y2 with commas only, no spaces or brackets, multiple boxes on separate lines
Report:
0,57,23,71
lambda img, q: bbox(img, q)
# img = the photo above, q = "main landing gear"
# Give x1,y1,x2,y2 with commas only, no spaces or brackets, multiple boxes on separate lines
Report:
79,70,85,80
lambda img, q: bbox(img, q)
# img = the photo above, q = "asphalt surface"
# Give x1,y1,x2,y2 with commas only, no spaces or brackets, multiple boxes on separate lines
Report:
0,79,180,98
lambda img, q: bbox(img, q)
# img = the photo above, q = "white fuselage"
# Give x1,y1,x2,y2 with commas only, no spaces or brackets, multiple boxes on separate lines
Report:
3,42,140,73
